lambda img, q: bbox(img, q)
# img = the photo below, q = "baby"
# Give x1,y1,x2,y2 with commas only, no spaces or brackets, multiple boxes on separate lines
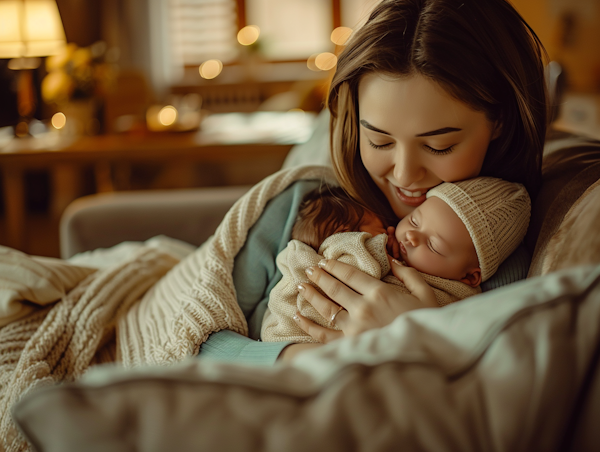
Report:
261,177,531,343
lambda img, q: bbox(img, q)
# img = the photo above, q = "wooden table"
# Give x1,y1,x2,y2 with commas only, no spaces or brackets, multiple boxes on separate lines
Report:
0,131,294,251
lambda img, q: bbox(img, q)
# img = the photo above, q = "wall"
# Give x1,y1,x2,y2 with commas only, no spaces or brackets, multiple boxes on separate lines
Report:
512,0,600,92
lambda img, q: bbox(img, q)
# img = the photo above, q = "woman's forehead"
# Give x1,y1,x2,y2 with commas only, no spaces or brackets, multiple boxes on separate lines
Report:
357,73,484,133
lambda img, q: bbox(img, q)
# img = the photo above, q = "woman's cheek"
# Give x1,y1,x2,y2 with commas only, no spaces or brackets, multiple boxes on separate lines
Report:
360,142,385,177
436,148,486,182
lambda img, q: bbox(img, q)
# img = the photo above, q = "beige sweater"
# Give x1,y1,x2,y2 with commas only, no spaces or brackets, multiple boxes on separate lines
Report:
262,232,481,343
0,165,335,452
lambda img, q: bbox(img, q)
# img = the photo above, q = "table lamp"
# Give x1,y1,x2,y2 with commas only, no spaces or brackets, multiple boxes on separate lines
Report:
0,0,66,136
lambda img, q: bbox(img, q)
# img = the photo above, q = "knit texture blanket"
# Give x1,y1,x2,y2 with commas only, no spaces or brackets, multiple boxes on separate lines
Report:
0,165,335,452
262,232,481,343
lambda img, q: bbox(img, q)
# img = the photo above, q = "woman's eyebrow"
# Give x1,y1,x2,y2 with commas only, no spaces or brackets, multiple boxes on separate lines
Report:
415,127,462,137
360,119,391,135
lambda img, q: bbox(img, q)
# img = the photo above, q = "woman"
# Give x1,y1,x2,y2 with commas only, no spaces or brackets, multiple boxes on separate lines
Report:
200,0,548,363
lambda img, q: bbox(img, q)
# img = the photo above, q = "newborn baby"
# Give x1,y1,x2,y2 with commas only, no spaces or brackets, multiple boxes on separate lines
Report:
261,177,531,343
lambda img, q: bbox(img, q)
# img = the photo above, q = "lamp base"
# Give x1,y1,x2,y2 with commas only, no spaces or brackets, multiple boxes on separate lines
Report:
8,57,41,71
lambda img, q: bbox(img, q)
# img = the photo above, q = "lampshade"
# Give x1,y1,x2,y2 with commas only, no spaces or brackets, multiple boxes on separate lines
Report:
0,0,66,58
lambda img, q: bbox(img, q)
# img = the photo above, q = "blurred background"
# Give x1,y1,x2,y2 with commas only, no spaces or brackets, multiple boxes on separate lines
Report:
0,0,599,257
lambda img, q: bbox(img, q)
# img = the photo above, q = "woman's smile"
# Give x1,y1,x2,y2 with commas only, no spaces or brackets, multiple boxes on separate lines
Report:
393,185,431,207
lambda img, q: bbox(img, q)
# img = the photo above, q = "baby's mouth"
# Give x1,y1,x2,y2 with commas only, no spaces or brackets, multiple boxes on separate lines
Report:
399,241,407,256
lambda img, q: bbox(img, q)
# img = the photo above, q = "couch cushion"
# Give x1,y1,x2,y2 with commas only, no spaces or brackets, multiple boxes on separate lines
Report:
12,264,600,452
527,135,600,277
538,180,600,274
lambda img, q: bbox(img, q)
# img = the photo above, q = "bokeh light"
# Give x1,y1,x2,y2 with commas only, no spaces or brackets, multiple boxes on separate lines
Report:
306,54,320,71
158,106,178,126
315,52,337,71
330,27,353,46
237,25,260,46
199,59,223,79
51,112,66,129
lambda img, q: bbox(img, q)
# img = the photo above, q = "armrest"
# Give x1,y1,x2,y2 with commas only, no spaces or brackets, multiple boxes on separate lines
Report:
59,186,251,259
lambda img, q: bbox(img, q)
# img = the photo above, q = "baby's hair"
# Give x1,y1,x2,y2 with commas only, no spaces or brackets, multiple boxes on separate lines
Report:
292,185,370,251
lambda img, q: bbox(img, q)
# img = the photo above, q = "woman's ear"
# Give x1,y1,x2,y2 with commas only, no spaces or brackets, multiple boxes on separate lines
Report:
491,121,502,140
460,267,482,288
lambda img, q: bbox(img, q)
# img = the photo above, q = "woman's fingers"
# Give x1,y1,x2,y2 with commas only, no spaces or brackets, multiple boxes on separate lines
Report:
298,281,351,328
389,259,438,307
308,260,383,305
293,311,345,344
302,259,439,338
304,263,365,310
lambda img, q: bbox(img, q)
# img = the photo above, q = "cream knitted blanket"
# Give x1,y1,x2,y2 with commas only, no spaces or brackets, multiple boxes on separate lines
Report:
262,231,481,343
0,165,335,452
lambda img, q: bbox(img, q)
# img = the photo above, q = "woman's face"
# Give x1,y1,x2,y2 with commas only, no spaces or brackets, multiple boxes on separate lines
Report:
358,73,499,218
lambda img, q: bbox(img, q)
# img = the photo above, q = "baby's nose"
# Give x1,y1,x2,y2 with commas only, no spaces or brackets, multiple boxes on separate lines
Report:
406,230,421,246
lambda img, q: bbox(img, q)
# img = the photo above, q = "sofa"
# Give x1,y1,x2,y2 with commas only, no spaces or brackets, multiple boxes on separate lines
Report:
9,119,600,451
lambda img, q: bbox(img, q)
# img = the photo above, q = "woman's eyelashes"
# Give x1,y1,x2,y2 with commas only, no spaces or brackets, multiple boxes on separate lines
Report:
424,144,455,155
368,140,393,150
367,139,456,155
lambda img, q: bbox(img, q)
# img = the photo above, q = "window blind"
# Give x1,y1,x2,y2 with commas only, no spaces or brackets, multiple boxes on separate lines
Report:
169,0,239,66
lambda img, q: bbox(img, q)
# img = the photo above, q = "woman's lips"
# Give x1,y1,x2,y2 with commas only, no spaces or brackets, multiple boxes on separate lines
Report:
394,186,428,206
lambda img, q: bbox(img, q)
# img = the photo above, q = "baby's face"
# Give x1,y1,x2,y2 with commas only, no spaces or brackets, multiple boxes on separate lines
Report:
395,197,480,282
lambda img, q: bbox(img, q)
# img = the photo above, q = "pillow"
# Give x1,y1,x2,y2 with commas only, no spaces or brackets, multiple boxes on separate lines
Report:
13,264,600,452
539,180,600,274
527,137,600,277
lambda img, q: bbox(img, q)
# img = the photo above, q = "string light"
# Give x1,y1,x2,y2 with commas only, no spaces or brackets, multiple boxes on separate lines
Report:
330,27,353,46
237,25,260,46
306,54,320,71
51,112,66,129
199,59,223,79
315,52,337,71
158,106,178,126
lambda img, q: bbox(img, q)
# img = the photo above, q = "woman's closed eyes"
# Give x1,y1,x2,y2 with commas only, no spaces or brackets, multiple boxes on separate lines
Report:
368,140,393,150
424,144,455,155
367,139,456,155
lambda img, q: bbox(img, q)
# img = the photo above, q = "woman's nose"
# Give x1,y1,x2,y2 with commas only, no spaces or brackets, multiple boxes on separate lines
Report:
392,146,426,187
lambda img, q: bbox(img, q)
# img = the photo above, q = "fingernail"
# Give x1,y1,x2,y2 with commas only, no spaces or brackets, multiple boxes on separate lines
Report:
293,313,300,322
297,284,305,292
305,267,314,276
392,259,403,266
317,259,327,268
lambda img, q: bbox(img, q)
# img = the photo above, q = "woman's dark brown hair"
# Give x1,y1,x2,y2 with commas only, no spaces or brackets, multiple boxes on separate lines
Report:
328,0,548,222
292,185,371,251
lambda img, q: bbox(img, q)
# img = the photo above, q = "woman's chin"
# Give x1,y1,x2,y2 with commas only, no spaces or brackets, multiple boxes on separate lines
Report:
390,199,418,219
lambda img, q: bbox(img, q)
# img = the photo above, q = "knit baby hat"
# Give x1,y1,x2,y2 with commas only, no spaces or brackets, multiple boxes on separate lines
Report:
426,177,531,282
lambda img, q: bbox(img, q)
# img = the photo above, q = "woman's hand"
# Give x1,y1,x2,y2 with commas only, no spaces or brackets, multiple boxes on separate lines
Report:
294,259,437,343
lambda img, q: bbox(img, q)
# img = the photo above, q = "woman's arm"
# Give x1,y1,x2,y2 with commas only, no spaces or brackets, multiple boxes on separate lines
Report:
199,179,320,365
294,259,437,343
